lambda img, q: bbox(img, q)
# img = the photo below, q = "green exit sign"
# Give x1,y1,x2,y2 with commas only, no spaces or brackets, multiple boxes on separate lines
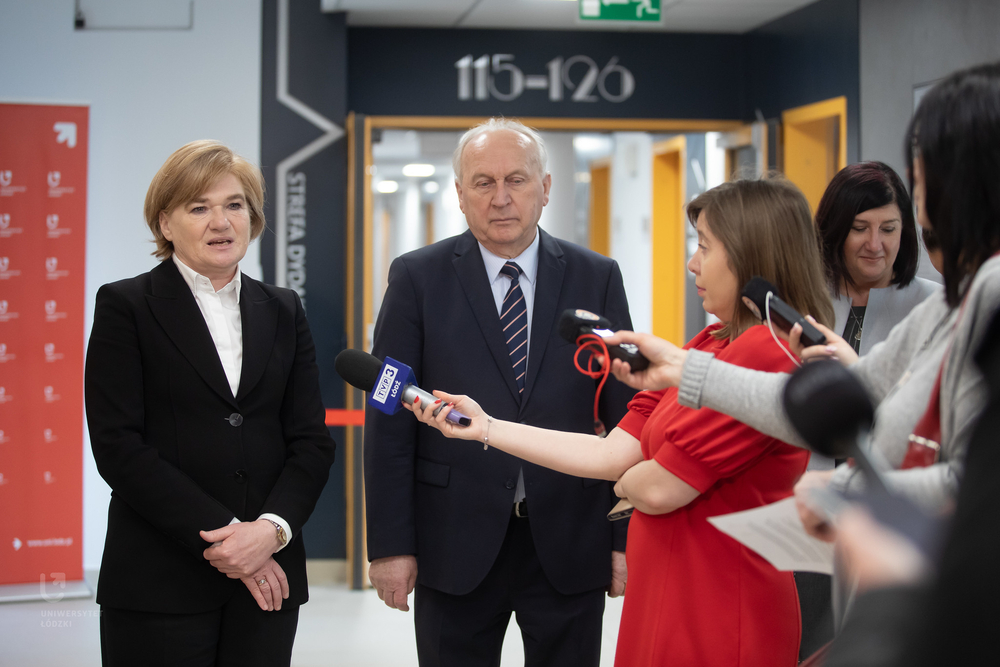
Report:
579,0,662,22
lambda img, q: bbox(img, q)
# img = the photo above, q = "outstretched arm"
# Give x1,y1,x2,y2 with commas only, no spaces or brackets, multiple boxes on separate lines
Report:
406,392,644,481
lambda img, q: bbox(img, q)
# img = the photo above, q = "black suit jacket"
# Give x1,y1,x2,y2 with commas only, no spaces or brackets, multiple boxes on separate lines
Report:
364,228,635,596
85,259,336,614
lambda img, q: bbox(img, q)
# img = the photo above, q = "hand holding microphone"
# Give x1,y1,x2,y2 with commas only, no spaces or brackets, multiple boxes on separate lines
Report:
334,349,472,426
601,330,688,392
741,276,857,365
405,389,488,443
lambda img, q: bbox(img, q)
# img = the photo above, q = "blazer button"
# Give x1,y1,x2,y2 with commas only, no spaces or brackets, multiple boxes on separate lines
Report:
228,413,243,427
234,469,247,483
505,479,515,490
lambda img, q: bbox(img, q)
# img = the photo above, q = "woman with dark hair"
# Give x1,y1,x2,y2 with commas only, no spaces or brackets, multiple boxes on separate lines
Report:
407,177,835,666
796,161,940,659
817,161,939,355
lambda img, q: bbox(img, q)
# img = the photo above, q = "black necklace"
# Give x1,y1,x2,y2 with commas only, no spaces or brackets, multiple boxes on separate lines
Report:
849,305,866,342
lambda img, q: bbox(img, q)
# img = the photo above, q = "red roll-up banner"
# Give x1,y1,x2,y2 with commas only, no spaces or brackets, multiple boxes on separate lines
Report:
0,103,88,586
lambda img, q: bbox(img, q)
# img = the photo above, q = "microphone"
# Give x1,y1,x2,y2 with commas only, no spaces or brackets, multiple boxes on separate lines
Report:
783,359,881,484
335,349,471,426
782,360,939,554
558,309,650,371
741,277,826,348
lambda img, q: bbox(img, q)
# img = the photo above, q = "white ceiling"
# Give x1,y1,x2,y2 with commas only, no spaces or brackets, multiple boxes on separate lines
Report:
321,0,821,34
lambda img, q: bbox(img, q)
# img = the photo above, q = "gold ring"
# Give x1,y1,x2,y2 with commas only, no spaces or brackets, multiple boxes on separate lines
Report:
257,577,267,586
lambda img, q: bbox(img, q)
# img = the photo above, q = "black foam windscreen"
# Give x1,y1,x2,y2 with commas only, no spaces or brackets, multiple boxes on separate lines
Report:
741,276,780,318
334,348,384,393
782,359,875,458
558,308,613,344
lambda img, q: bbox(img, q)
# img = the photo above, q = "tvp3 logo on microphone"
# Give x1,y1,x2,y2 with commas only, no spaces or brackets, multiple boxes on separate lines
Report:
368,357,417,416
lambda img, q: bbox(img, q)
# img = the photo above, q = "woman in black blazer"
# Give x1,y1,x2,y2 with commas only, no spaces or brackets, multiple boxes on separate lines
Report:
85,140,336,667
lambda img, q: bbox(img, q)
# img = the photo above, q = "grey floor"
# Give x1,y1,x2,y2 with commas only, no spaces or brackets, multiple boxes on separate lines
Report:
1,571,624,666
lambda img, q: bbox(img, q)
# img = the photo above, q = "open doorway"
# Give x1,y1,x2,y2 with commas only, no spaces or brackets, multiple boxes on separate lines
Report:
343,115,745,588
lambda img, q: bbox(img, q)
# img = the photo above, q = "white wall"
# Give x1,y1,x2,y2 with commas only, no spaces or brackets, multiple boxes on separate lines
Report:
538,131,576,243
0,0,263,571
860,0,1000,281
609,133,653,334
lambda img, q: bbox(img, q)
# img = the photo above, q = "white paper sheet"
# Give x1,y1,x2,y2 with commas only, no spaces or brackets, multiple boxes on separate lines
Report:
707,497,835,575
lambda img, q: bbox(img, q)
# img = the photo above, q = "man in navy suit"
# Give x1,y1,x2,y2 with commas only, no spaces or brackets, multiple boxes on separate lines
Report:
364,119,634,666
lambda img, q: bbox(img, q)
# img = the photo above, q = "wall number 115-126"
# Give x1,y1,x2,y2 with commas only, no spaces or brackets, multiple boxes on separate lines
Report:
455,54,635,103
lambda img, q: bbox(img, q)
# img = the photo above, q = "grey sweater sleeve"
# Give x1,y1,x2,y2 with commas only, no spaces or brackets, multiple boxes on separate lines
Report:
681,348,961,510
833,461,960,513
677,349,807,448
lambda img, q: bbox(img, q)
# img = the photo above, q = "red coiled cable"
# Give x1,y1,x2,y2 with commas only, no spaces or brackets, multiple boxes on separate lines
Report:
572,333,611,437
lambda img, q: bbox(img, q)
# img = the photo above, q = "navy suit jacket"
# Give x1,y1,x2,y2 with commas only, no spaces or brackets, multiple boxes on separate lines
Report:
364,228,635,596
85,259,336,613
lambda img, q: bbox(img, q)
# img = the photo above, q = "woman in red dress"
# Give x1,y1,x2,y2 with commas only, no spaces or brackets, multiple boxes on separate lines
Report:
409,178,834,666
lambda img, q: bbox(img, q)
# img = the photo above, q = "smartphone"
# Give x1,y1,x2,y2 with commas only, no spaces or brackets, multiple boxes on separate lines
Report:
608,498,634,521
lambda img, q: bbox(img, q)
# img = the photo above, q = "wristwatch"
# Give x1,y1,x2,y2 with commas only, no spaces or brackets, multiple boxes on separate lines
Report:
265,519,288,547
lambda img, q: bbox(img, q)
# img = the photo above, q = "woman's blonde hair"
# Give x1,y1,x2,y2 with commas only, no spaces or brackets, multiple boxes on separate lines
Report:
687,178,834,340
144,140,266,259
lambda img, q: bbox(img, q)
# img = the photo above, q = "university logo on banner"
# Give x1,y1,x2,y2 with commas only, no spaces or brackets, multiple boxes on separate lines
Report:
0,101,88,587
0,169,26,196
45,257,68,280
0,212,22,238
45,300,68,321
44,343,63,362
46,214,70,238
47,170,74,197
0,257,21,279
0,299,18,322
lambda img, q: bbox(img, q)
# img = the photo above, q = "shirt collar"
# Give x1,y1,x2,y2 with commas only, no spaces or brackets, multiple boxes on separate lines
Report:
172,254,242,301
478,229,540,287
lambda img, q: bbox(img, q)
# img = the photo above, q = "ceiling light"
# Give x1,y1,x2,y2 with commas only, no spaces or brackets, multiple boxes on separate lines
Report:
402,163,435,178
573,135,612,153
422,181,440,194
376,180,399,193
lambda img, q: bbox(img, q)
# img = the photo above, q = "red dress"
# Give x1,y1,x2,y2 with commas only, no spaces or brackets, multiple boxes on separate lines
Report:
613,325,809,667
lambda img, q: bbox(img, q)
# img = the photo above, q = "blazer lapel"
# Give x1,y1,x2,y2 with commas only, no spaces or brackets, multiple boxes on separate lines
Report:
453,231,522,403
520,228,565,409
236,276,278,402
145,260,238,408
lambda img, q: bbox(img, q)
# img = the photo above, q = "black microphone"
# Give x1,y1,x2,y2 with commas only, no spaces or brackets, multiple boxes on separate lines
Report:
741,277,826,348
558,309,649,371
782,359,940,554
335,349,471,426
783,359,881,486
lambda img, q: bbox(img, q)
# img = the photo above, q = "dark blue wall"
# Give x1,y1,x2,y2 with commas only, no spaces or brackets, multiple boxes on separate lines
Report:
260,0,347,559
745,0,860,162
347,0,860,135
348,28,747,119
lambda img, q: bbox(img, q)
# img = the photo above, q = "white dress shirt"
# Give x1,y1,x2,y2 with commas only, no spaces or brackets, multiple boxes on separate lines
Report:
172,255,290,551
477,231,540,504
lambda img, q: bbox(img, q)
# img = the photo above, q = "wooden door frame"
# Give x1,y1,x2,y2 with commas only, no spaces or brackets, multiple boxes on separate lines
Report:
344,115,743,589
651,136,687,345
781,96,847,172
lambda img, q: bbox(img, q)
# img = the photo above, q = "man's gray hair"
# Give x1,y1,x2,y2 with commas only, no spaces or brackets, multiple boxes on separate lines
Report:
452,118,548,183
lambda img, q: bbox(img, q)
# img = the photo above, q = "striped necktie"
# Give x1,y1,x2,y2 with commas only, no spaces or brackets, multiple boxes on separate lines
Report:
499,262,528,395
